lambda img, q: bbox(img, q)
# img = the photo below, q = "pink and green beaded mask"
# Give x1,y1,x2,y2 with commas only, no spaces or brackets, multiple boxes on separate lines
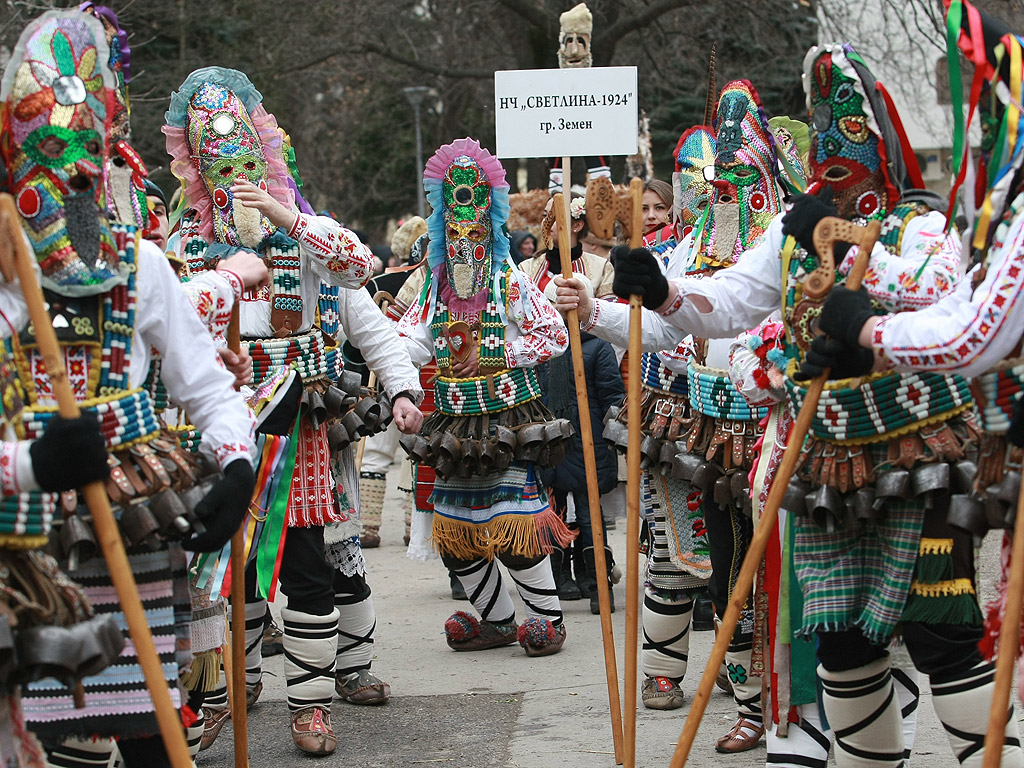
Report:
441,156,493,299
705,80,782,264
187,81,272,248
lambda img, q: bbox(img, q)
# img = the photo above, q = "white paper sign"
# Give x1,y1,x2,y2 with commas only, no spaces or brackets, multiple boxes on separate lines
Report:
494,66,638,159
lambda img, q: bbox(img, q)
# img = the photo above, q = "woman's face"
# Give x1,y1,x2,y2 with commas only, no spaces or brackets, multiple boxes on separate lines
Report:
642,189,671,235
520,236,536,257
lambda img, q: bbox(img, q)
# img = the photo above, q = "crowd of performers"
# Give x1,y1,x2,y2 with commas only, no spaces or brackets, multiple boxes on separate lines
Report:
3,1,1024,767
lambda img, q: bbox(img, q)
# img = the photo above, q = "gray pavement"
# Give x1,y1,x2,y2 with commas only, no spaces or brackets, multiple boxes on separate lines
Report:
199,466,1014,767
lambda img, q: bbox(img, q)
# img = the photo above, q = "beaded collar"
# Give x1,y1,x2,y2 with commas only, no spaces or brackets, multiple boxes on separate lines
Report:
428,261,511,374
10,222,140,405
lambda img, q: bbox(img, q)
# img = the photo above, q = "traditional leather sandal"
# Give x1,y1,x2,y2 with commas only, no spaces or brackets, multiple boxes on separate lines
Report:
444,611,517,651
291,705,336,755
715,716,765,753
642,675,685,710
518,618,566,657
335,668,391,705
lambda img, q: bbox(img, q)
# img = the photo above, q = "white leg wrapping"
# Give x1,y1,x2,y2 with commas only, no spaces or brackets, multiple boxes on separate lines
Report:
819,657,905,768
335,592,376,676
47,739,117,768
283,607,339,713
891,665,920,761
185,710,205,758
930,661,1024,768
507,558,562,626
231,598,265,687
451,558,515,624
204,682,228,712
725,640,763,722
641,588,692,680
766,703,833,768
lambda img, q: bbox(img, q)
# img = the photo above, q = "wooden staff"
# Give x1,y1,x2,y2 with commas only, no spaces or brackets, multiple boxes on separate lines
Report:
354,290,394,474
0,194,193,768
622,176,644,768
554,157,624,765
983,493,1024,765
668,216,881,767
226,306,250,768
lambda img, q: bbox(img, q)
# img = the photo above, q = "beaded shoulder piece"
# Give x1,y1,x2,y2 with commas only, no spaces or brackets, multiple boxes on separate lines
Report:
11,222,140,403
429,261,511,373
783,202,924,360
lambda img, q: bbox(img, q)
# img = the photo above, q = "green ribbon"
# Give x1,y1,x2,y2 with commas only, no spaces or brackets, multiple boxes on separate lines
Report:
256,415,302,599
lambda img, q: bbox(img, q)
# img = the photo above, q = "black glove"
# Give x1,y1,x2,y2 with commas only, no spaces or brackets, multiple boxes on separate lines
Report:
29,413,110,492
611,246,669,310
1009,396,1024,448
186,459,256,552
781,187,839,258
793,335,874,381
818,286,876,348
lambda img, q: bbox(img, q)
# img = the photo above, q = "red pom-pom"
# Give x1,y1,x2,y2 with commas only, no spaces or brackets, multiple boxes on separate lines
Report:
444,610,480,642
517,617,556,647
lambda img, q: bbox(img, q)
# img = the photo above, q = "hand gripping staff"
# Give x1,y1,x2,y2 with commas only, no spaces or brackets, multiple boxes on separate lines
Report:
552,169,624,765
668,216,881,767
226,307,251,768
0,192,194,768
579,174,645,767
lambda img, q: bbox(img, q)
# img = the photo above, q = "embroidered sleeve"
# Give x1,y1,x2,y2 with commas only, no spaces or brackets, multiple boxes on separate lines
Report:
875,213,1024,378
135,244,256,469
180,270,236,344
290,213,374,289
838,211,959,312
338,289,424,404
504,270,569,368
728,321,788,407
0,441,38,495
395,283,436,369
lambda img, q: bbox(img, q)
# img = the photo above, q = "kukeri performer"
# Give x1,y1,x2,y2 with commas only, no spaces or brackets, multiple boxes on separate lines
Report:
163,67,423,755
397,137,574,657
555,43,1017,768
2,11,258,768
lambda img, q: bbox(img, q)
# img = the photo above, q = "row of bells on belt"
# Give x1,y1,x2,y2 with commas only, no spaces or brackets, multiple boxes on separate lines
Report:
400,419,575,480
601,405,753,515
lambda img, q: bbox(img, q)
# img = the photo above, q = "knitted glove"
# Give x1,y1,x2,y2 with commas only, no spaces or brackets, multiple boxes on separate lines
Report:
611,246,669,309
29,413,110,492
818,286,876,348
793,335,874,381
1009,396,1024,448
782,187,840,258
186,459,256,552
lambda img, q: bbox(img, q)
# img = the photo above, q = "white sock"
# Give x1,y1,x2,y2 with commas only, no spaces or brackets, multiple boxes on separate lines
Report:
283,607,339,712
507,557,562,627
930,660,1024,768
819,657,904,768
451,558,516,625
335,592,376,676
641,589,692,680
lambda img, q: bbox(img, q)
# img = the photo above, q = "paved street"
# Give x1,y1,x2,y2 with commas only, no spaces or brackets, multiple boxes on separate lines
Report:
199,467,1012,767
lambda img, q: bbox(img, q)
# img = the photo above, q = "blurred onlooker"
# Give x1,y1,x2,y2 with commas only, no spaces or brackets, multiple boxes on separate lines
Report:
510,230,538,264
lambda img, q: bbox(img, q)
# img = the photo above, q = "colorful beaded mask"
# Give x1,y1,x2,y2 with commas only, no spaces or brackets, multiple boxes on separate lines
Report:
423,138,510,301
672,125,716,240
804,44,895,219
705,80,782,263
186,81,272,248
81,3,148,230
0,10,128,296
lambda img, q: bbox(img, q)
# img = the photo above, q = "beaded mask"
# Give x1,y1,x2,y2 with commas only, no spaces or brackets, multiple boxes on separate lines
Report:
186,81,273,249
81,3,148,230
423,138,510,302
0,10,129,297
705,80,782,263
672,125,716,240
803,44,896,220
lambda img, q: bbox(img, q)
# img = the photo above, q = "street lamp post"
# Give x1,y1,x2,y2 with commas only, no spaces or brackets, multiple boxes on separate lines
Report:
403,86,433,219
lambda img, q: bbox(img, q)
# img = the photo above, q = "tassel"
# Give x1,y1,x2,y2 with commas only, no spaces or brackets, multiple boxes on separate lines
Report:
180,648,222,692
